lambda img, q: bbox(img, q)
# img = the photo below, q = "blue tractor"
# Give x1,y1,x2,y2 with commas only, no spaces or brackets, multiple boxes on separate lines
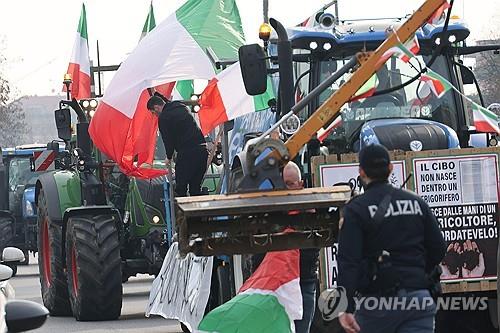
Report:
0,144,58,271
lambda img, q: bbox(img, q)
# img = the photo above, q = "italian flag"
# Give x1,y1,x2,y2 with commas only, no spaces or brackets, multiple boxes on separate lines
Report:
139,3,193,102
376,35,420,67
420,69,452,98
89,0,245,178
64,3,91,99
349,74,378,102
427,1,451,25
139,2,156,41
197,249,302,333
472,103,500,134
198,62,275,135
318,117,342,142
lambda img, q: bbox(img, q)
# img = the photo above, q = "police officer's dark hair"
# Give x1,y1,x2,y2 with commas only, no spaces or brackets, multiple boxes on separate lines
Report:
363,164,391,181
146,95,165,110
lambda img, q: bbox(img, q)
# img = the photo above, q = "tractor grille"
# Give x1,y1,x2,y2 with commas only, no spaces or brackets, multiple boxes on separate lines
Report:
136,176,167,218
372,123,448,151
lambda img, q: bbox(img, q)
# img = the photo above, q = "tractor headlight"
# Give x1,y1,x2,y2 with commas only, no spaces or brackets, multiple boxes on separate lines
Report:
152,215,160,224
25,200,35,216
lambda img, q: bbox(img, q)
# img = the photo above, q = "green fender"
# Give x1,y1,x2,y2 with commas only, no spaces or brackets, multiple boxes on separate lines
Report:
35,170,81,224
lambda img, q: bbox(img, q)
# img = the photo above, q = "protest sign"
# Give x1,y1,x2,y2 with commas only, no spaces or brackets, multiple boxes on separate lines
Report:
146,242,213,331
413,153,499,282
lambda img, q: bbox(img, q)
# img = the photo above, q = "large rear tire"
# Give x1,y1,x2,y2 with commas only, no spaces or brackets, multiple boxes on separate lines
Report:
66,214,122,321
37,188,71,316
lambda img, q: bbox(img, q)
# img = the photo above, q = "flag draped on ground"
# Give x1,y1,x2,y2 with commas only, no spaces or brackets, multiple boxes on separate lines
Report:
197,249,302,333
64,3,91,99
89,0,245,178
198,62,275,135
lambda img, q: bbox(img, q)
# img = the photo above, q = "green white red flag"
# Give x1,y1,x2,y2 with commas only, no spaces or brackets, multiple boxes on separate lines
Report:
472,103,500,135
427,2,451,25
349,74,378,102
89,0,245,178
376,35,420,67
198,62,275,135
139,2,156,41
139,3,193,102
420,69,452,98
64,3,91,99
197,249,302,333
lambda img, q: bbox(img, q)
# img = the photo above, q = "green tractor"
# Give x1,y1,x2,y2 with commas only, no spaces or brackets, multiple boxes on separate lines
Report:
35,98,171,321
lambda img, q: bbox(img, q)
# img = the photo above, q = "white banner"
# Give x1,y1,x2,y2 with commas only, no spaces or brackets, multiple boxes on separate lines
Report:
146,242,213,331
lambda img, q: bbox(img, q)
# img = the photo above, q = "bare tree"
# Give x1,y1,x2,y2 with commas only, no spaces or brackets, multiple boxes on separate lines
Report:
0,50,28,147
474,36,500,106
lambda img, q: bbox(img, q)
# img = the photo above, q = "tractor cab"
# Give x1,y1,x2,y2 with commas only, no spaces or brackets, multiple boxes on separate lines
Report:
0,144,61,261
284,18,474,154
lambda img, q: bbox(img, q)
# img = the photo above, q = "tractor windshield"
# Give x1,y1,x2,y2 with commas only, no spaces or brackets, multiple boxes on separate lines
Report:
313,54,459,144
8,157,43,190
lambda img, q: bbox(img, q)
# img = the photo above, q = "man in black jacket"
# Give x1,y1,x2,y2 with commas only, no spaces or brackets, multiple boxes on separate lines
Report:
147,95,208,196
338,144,446,333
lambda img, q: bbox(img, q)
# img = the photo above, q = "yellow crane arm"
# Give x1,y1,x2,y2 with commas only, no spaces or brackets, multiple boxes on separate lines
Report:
284,0,447,160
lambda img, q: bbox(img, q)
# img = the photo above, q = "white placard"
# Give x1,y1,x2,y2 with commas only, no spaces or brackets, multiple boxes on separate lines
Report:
146,243,213,331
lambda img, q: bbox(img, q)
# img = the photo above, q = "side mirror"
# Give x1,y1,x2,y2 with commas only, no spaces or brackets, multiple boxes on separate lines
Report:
54,108,72,141
5,300,49,333
0,264,13,281
47,141,60,152
2,247,25,263
238,44,268,95
460,66,475,85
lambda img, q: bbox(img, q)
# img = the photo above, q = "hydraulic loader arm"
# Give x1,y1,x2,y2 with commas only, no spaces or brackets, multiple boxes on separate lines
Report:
283,0,448,160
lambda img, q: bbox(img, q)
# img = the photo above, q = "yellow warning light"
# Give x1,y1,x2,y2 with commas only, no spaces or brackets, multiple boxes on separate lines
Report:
63,73,72,84
259,23,272,42
450,15,461,20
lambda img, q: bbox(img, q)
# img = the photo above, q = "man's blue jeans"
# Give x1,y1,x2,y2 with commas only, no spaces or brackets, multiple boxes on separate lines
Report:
355,289,436,333
294,279,317,333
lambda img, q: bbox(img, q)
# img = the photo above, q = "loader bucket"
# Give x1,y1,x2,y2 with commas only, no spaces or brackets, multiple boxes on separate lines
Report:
176,185,351,256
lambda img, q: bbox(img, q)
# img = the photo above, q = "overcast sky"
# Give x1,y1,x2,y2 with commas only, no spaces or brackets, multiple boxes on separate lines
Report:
0,0,498,97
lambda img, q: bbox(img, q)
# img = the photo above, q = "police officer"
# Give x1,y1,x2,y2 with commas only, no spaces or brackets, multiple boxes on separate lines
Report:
337,144,446,333
147,95,208,197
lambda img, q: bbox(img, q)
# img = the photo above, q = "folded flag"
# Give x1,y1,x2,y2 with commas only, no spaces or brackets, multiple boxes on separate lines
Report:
64,3,91,99
89,0,245,178
420,69,452,98
198,62,275,135
197,249,302,333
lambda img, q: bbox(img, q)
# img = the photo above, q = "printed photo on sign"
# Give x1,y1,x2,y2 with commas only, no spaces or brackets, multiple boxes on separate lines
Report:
413,154,499,281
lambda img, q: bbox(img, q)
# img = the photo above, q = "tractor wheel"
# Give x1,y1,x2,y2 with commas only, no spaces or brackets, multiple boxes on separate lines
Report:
65,214,122,321
37,188,71,316
0,217,13,251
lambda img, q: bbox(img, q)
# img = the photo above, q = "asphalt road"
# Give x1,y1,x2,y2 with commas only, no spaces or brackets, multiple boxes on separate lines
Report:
10,254,183,333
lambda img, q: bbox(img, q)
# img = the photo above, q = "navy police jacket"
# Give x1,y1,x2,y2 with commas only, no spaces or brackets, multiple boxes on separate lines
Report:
338,180,446,313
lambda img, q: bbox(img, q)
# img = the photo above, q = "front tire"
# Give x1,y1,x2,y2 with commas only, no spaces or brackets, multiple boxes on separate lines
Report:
37,188,71,316
66,214,122,321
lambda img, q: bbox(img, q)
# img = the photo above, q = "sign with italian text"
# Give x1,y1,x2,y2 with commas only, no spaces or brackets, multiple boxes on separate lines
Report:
413,154,499,282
